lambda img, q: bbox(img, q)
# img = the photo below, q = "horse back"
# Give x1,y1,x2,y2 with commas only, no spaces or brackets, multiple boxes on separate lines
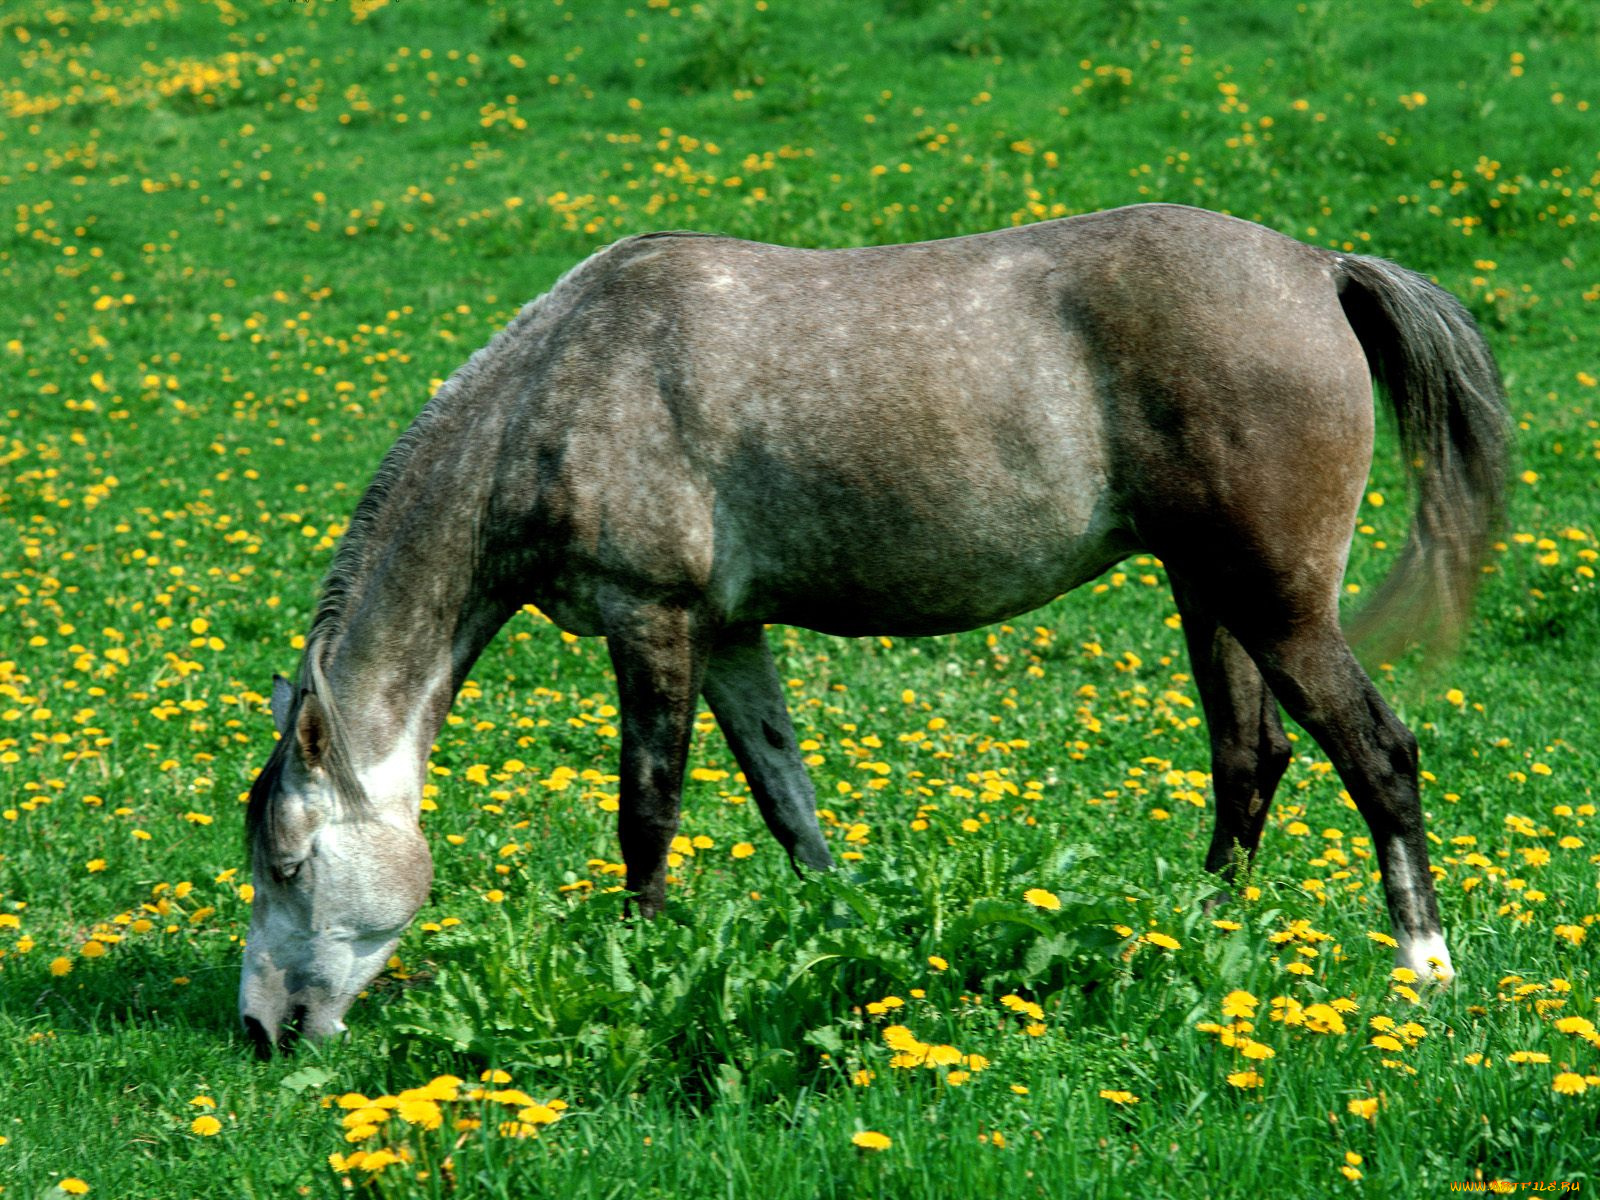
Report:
516,205,1369,636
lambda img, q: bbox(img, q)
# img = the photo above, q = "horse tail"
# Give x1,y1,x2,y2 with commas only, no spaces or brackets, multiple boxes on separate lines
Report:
1333,254,1512,662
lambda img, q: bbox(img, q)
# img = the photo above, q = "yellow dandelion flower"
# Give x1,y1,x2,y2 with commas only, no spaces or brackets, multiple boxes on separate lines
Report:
882,1025,922,1053
422,1075,463,1100
396,1099,442,1129
1023,888,1060,911
1347,1096,1379,1120
341,1107,390,1130
730,842,755,859
1227,1069,1264,1089
1098,1089,1139,1105
59,1181,91,1196
852,1130,891,1151
1143,932,1181,951
1000,994,1044,1021
50,956,74,977
190,1115,222,1136
1552,1073,1587,1095
357,1148,401,1173
485,1089,538,1108
1302,1004,1346,1034
1221,990,1258,1018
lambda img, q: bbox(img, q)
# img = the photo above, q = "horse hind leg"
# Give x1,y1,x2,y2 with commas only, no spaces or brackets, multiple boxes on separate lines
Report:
1171,578,1292,891
601,591,712,917
1219,602,1454,983
701,624,833,873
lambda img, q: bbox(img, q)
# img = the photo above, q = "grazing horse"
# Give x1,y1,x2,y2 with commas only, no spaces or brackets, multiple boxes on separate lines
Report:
239,203,1508,1056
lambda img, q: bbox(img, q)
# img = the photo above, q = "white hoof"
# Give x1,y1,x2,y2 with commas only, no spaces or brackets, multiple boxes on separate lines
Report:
1395,931,1455,984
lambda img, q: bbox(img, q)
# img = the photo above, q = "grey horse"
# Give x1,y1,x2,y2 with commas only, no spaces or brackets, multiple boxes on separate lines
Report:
240,203,1508,1056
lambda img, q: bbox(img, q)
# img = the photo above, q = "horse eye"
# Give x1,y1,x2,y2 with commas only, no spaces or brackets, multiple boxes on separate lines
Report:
273,860,304,884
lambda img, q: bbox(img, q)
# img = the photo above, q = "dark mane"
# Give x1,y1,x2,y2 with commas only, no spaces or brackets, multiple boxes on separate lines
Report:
245,288,564,862
244,733,290,861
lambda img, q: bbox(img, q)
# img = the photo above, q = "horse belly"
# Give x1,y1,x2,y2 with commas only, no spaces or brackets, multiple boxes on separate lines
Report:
705,335,1126,633
714,450,1129,638
772,535,1127,638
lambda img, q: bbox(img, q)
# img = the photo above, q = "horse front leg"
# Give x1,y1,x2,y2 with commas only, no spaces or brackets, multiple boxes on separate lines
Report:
702,623,833,874
602,594,711,918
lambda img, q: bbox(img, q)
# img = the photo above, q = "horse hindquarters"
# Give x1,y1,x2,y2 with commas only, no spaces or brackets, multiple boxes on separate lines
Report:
1135,268,1475,982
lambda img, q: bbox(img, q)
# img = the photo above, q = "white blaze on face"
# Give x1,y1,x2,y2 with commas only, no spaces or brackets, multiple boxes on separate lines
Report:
240,713,435,1052
240,813,431,1049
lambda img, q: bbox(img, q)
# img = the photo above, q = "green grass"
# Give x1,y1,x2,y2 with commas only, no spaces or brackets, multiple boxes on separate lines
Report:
2,0,1599,1195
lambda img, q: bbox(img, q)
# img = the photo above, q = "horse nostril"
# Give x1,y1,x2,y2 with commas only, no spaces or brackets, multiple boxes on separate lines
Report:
277,1004,308,1056
242,1015,274,1062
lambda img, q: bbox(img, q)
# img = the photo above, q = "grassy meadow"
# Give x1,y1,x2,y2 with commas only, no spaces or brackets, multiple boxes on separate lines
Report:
3,0,1600,1195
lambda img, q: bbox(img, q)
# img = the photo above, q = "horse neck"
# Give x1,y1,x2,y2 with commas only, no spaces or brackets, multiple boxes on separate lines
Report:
313,470,517,817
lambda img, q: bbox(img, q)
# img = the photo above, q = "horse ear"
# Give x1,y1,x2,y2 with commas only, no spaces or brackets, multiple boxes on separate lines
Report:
270,674,294,735
294,690,328,770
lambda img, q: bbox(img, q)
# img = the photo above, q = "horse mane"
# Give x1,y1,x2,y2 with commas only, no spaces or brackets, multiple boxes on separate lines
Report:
246,330,490,859
245,261,604,861
244,400,450,861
